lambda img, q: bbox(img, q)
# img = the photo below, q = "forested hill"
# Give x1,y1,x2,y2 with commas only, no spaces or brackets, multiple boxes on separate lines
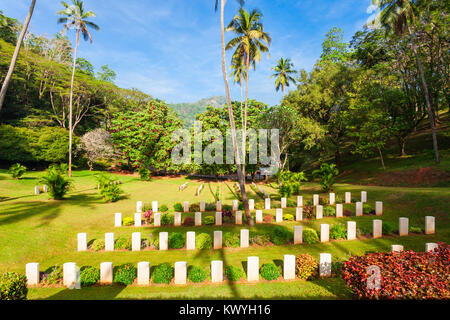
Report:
169,96,226,127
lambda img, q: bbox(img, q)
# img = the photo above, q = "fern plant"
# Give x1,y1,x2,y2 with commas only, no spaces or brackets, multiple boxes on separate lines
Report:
40,166,72,200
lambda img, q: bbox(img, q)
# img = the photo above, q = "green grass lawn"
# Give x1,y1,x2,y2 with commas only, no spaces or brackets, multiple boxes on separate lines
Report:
0,169,448,300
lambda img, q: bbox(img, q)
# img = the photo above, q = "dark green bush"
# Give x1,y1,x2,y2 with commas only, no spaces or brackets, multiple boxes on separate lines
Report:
324,206,336,217
40,165,72,200
260,263,280,281
9,163,26,179
410,226,423,234
270,226,291,245
173,202,183,212
330,224,346,240
114,263,137,285
161,213,174,226
223,232,240,247
225,265,244,281
250,233,271,246
169,232,185,249
295,254,318,280
114,237,131,250
160,204,169,212
138,167,150,181
303,228,319,244
96,173,122,202
196,233,212,249
187,266,207,283
80,266,100,287
383,221,397,235
0,272,28,300
152,263,174,284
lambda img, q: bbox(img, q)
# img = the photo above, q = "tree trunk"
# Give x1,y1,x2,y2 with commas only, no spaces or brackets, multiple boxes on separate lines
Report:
334,149,341,167
408,26,440,164
0,0,36,112
68,28,80,177
399,137,407,157
220,0,252,226
378,147,386,171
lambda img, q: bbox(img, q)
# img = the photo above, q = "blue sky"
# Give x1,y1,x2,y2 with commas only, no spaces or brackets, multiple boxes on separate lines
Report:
1,0,377,106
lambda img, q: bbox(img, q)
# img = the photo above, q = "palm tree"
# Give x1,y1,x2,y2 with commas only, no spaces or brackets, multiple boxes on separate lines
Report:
371,0,439,164
57,0,99,177
230,55,247,130
0,0,36,113
225,7,271,184
271,58,297,93
215,0,254,226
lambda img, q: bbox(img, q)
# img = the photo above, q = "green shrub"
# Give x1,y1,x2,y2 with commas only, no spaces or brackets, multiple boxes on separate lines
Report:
9,163,26,179
270,226,290,245
283,214,294,221
138,167,150,181
312,163,339,192
152,263,174,284
295,254,318,280
260,263,280,281
383,221,397,235
330,224,346,240
114,263,137,285
161,213,174,226
160,204,169,212
168,232,185,249
188,266,207,283
90,239,104,251
324,206,336,217
303,228,319,244
250,233,271,246
41,265,63,285
40,166,72,200
202,215,215,225
80,266,100,287
410,226,423,234
279,183,293,197
114,237,131,250
173,202,183,212
205,203,216,211
95,173,122,202
123,217,134,226
225,265,244,281
0,272,28,300
196,233,212,249
223,232,240,247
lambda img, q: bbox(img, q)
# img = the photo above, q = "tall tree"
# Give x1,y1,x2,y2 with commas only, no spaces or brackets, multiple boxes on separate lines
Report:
271,58,297,93
230,55,246,131
215,0,254,226
371,0,440,164
57,0,99,177
0,0,36,113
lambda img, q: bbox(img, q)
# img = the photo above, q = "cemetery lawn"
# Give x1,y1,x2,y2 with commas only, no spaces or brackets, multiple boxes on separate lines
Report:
0,169,449,300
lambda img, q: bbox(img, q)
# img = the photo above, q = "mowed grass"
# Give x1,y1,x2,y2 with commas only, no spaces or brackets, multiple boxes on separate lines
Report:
0,169,449,300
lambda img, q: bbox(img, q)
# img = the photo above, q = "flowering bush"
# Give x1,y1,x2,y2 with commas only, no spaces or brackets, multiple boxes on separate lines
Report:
342,243,450,299
41,265,63,285
222,209,233,222
113,264,137,285
303,205,314,219
263,214,273,223
295,254,318,280
143,210,152,224
80,266,100,287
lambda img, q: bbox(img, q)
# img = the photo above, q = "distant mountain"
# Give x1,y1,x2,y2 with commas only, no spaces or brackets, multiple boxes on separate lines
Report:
169,96,226,127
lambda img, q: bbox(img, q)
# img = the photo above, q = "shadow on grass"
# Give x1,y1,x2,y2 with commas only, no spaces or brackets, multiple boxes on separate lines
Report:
45,284,127,300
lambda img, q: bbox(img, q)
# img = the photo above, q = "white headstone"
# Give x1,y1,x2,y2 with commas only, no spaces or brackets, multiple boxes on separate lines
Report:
232,200,238,211
154,213,161,227
216,201,222,211
361,191,367,203
214,231,222,249
425,242,438,253
356,202,363,216
186,232,195,250
211,260,223,283
319,253,332,277
174,261,187,285
255,210,263,223
137,262,150,285
134,212,142,227
114,212,122,227
235,210,242,225
247,256,259,282
373,220,382,239
336,204,343,218
265,198,271,209
26,263,39,286
183,201,189,213
294,226,303,244
152,201,158,212
105,233,114,251
195,212,202,226
100,262,113,284
345,192,351,204
375,201,383,216
159,232,168,251
249,199,255,210
297,196,303,207
320,224,330,242
347,221,356,240
132,232,141,251
63,262,78,288
136,201,143,213
174,212,181,226
200,201,205,212
391,245,404,252
215,211,222,226
77,233,87,251
281,197,287,208
399,217,409,236
283,255,296,280
296,207,303,221
329,193,335,205
276,208,283,223
316,205,323,219
240,229,249,248
425,216,435,235
43,185,48,193
313,194,319,206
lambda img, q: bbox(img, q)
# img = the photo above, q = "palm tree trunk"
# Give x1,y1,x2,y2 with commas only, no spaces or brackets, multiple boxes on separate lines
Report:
408,26,440,164
220,0,252,226
0,0,36,112
68,28,80,177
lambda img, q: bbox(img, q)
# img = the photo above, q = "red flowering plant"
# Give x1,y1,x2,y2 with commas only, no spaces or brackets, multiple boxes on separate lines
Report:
143,210,152,224
342,242,450,299
303,205,314,219
222,209,233,223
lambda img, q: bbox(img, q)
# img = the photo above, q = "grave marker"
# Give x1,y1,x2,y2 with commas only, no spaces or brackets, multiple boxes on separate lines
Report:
361,191,367,203
329,193,335,205
215,211,222,226
391,245,403,252
347,221,356,240
319,253,332,277
200,201,205,212
265,198,271,209
100,262,113,284
235,211,242,224
211,261,223,283
77,233,87,251
375,201,383,216
247,257,259,281
294,226,303,244
336,204,343,218
425,243,438,253
216,201,222,211
195,212,202,226
174,212,181,226
425,216,435,235
183,201,189,213
105,233,114,251
373,220,382,239
255,210,263,223
232,200,238,211
132,232,141,251
174,261,187,285
297,196,303,207
186,232,195,250
26,263,39,286
356,202,363,216
136,201,143,213
281,197,287,208
313,194,319,206
316,205,323,219
320,224,329,242
399,217,409,236
137,262,150,285
345,192,351,204
296,207,303,221
283,255,296,280
154,213,161,227
152,201,158,212
276,208,283,223
114,213,122,227
134,212,142,227
240,229,249,248
214,231,222,249
159,232,168,251
249,199,255,210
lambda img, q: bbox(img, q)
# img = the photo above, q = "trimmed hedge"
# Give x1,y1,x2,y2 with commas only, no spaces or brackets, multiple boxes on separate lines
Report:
260,263,280,281
187,266,207,283
152,263,174,284
225,265,244,281
168,232,185,249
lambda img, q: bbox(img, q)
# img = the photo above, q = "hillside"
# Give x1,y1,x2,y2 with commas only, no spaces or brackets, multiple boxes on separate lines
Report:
169,96,226,127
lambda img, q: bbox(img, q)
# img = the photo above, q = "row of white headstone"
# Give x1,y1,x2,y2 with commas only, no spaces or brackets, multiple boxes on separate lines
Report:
82,216,436,251
33,185,48,195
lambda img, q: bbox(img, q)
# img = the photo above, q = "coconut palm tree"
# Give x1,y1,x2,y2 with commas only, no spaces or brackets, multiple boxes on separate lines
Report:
371,0,439,164
214,0,254,226
271,58,297,93
0,0,36,113
225,7,271,183
230,55,247,130
57,0,99,177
